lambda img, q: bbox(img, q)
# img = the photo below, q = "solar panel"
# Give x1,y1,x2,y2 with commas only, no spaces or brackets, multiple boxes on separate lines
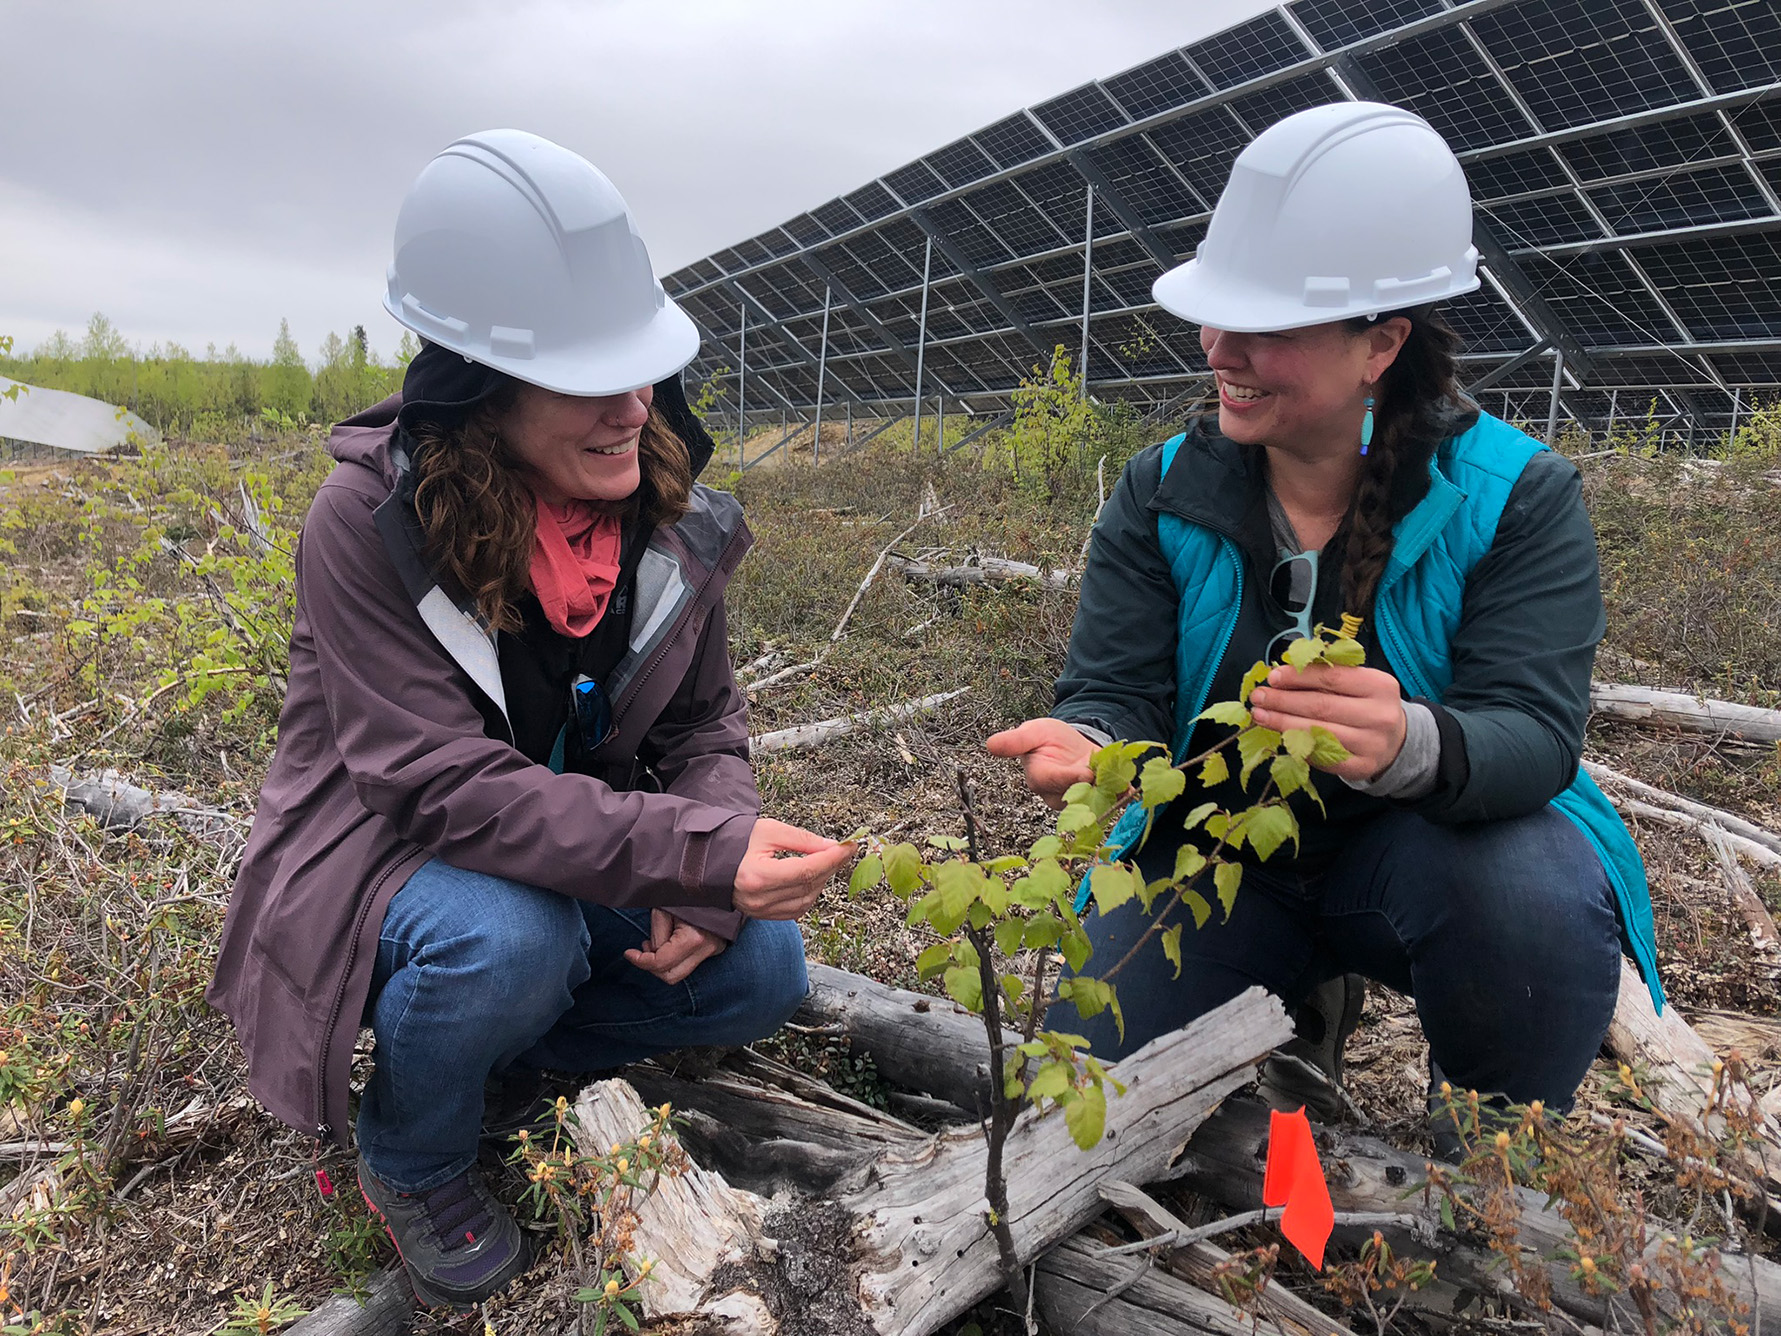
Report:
667,0,1781,436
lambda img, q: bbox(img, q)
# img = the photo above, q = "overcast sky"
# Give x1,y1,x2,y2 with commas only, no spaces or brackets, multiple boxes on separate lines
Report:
1,0,1273,363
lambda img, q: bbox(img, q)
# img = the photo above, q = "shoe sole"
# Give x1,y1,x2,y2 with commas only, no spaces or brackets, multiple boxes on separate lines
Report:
358,1181,529,1309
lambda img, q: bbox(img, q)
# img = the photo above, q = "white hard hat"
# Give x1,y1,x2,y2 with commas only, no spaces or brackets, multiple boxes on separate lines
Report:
384,129,699,396
1152,102,1479,333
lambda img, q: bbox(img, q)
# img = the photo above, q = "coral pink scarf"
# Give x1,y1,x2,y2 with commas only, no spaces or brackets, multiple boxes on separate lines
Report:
529,497,623,637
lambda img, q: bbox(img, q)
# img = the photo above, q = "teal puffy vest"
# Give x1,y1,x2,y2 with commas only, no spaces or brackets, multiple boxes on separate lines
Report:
1100,413,1663,1011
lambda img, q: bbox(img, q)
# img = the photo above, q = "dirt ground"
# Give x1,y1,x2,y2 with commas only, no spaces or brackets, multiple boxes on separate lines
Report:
3,439,1781,1334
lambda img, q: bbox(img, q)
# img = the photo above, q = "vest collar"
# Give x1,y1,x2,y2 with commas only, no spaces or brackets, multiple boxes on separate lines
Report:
1380,457,1466,588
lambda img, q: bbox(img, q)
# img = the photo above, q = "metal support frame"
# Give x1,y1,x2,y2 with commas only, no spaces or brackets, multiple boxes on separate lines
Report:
1064,148,1176,271
1079,184,1095,399
1544,350,1566,445
1465,340,1551,395
812,284,831,464
797,251,944,391
936,394,944,454
911,208,1049,355
912,234,932,452
736,304,747,469
944,409,1015,455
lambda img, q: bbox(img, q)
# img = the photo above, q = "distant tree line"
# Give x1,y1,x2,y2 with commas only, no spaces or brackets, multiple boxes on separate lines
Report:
0,313,418,440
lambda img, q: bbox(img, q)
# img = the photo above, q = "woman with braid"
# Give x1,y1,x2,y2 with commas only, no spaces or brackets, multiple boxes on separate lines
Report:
988,103,1658,1131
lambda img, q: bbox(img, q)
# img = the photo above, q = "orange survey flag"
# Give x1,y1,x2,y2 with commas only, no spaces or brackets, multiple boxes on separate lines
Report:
1262,1106,1334,1269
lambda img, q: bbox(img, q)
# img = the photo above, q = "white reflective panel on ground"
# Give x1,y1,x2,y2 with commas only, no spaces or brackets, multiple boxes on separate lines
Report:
0,377,160,454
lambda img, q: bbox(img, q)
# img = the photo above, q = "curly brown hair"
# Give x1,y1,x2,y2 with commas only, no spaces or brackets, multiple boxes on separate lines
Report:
407,386,693,633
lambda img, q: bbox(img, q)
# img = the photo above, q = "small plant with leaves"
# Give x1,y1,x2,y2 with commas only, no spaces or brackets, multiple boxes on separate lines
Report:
847,617,1366,1307
507,1097,683,1335
218,1282,307,1336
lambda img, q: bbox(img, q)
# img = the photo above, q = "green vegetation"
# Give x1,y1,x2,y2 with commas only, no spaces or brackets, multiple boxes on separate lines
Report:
0,314,413,442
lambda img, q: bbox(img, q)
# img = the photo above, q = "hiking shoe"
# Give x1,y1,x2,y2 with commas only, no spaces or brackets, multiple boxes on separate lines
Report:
480,1067,579,1142
358,1160,529,1308
1257,974,1367,1122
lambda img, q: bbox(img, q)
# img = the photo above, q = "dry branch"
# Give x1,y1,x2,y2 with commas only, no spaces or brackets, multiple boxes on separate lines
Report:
1590,682,1781,745
1584,760,1781,858
282,1265,415,1336
749,689,969,756
1032,1233,1290,1336
43,765,239,832
886,555,1076,591
1707,826,1781,960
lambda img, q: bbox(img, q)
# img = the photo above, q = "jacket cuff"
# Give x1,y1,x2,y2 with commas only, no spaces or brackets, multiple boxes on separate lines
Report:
679,811,754,906
1400,700,1471,817
666,905,746,942
1342,701,1439,800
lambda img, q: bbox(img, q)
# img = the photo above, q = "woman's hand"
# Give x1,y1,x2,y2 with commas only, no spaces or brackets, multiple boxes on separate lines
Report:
733,817,856,920
986,718,1098,810
625,908,725,984
1248,664,1407,782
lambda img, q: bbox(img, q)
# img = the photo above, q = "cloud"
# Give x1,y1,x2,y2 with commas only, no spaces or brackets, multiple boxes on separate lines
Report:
2,0,1272,360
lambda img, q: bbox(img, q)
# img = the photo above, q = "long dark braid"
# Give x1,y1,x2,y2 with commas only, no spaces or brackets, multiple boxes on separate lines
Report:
1338,307,1464,620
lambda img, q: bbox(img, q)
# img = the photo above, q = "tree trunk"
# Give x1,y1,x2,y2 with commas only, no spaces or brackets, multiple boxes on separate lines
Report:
1590,683,1781,745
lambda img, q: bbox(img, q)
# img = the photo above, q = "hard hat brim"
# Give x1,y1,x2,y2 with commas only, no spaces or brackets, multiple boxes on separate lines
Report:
1152,258,1479,334
383,293,701,398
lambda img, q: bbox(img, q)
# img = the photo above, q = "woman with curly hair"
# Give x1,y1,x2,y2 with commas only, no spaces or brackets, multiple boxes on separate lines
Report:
209,131,851,1308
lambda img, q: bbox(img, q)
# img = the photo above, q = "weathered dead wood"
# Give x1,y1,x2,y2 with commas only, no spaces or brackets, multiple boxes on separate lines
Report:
282,1265,415,1336
1614,795,1781,872
1097,1179,1361,1336
1032,1233,1290,1336
793,961,1017,1115
1583,761,1781,860
1706,827,1781,960
1590,683,1781,745
749,689,969,755
886,554,1076,591
1605,956,1781,1209
1179,1095,1781,1333
566,985,1290,1336
43,765,240,832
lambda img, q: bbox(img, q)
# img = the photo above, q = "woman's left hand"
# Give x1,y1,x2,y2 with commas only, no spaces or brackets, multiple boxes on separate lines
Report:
625,909,727,984
1248,664,1408,782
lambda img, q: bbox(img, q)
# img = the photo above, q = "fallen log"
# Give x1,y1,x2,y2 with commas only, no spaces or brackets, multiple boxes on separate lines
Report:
1608,795,1781,872
749,689,970,756
282,1265,414,1336
1583,760,1781,859
1590,683,1781,745
1707,827,1781,960
886,554,1076,591
566,986,1290,1335
1033,1233,1296,1336
43,765,239,832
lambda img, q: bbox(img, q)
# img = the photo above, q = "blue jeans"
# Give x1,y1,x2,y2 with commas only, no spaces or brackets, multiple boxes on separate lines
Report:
1051,807,1622,1108
355,859,808,1191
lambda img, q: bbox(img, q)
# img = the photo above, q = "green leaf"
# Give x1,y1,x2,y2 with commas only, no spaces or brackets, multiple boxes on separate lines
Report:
1237,726,1283,789
1238,660,1272,704
1088,863,1137,912
1179,801,1216,832
1027,1060,1071,1104
1199,752,1229,787
1244,804,1299,862
616,1303,640,1331
995,918,1027,956
1281,637,1322,670
926,834,969,852
1161,924,1184,980
1139,756,1186,809
1323,636,1366,667
1023,911,1064,951
1062,781,1099,810
883,843,925,898
983,855,1028,875
943,965,982,1011
933,861,983,922
1028,835,1063,859
1214,862,1243,920
1182,889,1213,929
915,941,952,980
1282,728,1316,761
1197,700,1251,727
1173,844,1207,882
1060,925,1092,973
1058,976,1111,1019
1064,1083,1107,1150
1269,754,1311,798
1308,726,1350,768
847,854,884,899
1056,803,1098,836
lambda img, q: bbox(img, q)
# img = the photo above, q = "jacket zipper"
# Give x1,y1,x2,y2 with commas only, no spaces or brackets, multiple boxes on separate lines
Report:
595,523,750,754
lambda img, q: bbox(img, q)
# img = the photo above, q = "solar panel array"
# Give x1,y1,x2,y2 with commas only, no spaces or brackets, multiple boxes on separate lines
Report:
663,0,1781,439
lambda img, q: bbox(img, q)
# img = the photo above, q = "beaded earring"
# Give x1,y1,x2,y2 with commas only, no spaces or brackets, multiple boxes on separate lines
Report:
1359,395,1376,457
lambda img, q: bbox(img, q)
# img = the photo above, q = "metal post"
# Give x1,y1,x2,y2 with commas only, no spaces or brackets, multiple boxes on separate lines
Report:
812,284,832,465
736,305,748,470
1607,388,1619,438
1544,350,1564,446
912,234,932,451
845,400,852,449
936,395,945,455
1729,387,1743,448
1079,185,1095,400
